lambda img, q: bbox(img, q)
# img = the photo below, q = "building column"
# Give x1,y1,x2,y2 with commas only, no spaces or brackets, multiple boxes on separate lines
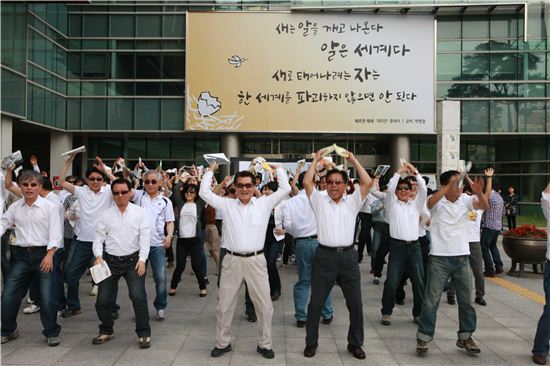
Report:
390,135,410,173
220,133,240,176
0,115,13,158
436,100,461,180
50,131,73,178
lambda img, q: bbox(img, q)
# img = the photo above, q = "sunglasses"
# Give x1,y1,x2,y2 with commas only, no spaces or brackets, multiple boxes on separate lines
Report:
88,177,104,182
396,186,411,191
144,180,158,185
185,191,197,194
112,190,129,196
21,182,39,187
236,183,254,189
326,180,345,186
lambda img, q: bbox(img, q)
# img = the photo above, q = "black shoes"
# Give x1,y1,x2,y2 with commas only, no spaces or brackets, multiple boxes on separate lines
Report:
532,354,547,365
296,320,306,328
256,346,275,359
495,266,504,274
246,312,257,322
322,316,333,325
347,344,366,359
447,296,456,305
62,308,82,318
271,292,281,301
475,297,487,306
303,343,318,358
211,344,232,357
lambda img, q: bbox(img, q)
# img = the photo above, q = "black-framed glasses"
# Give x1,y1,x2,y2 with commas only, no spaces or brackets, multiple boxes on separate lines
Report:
112,190,129,196
236,183,254,189
396,186,410,191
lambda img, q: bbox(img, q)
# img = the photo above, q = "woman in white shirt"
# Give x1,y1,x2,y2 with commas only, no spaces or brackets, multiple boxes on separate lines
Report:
169,185,207,297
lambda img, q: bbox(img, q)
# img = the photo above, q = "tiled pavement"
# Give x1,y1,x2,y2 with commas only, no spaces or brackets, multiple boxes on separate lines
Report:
1,239,546,366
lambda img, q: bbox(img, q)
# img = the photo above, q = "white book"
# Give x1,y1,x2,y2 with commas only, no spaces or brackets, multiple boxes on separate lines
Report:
203,153,230,165
89,261,112,284
61,146,86,161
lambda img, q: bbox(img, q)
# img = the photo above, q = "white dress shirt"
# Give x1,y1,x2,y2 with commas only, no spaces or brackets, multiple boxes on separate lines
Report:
385,173,427,241
430,193,476,256
133,190,175,247
1,196,62,250
541,192,550,261
309,189,365,247
74,185,114,242
179,202,198,238
93,203,150,262
199,168,290,252
359,193,376,214
282,190,317,238
46,191,65,249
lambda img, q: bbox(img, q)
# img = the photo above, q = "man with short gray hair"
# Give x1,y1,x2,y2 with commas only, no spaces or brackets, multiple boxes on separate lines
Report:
132,170,175,320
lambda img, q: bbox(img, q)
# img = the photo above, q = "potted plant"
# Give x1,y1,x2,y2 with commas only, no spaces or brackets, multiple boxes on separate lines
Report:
502,225,547,277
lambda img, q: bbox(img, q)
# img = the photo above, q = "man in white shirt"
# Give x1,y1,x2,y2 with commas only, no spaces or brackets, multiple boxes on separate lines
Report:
532,180,550,365
58,154,116,318
0,170,63,346
282,172,333,328
380,164,427,326
416,170,488,354
92,178,151,348
200,162,290,359
133,171,175,320
303,149,372,360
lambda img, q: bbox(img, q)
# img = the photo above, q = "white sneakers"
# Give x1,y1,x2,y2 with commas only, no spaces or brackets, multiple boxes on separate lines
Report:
155,309,166,320
89,285,98,296
23,304,40,314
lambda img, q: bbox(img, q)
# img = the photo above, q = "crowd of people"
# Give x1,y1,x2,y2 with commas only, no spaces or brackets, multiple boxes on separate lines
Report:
0,148,548,365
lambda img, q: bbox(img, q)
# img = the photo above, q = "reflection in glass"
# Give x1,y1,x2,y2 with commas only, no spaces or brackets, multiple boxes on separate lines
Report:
462,101,489,132
490,101,517,132
519,101,546,133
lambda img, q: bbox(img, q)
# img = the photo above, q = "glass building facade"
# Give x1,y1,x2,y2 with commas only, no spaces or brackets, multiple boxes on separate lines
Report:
1,1,549,214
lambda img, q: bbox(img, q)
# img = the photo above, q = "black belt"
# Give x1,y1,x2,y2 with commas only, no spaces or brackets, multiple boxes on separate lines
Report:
226,249,264,257
318,244,353,252
104,251,139,261
391,238,419,245
17,246,47,252
295,235,318,241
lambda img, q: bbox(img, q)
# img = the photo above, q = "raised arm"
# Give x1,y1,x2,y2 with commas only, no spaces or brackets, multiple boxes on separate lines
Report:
199,162,225,210
59,153,76,194
94,156,117,182
5,165,22,197
468,176,489,211
347,152,372,199
303,149,325,198
427,176,454,209
265,165,291,207
484,168,493,201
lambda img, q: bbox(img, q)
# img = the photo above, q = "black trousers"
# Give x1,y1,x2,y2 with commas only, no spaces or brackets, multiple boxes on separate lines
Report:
170,237,206,290
306,246,363,347
357,213,373,259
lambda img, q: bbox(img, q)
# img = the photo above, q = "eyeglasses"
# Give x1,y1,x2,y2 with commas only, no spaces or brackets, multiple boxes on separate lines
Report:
88,177,104,182
112,190,129,196
236,183,254,189
396,186,411,191
326,180,345,186
21,182,39,187
185,191,197,195
144,180,158,185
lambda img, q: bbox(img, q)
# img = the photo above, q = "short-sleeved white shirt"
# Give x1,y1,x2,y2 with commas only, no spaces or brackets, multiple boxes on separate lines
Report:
133,190,175,247
429,193,475,256
467,209,484,243
73,185,113,242
309,189,365,247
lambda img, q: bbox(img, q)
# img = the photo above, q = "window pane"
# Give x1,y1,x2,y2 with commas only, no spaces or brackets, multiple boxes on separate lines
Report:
1,3,27,73
135,40,162,49
98,138,123,159
437,83,457,98
462,53,488,80
134,99,160,130
162,82,184,96
81,82,106,96
419,142,436,161
437,54,461,81
462,16,489,39
126,138,146,158
82,40,108,50
490,101,517,132
82,53,109,78
243,140,272,155
55,94,66,129
67,53,81,78
519,52,546,80
108,82,134,96
490,53,518,80
462,101,488,132
136,15,161,37
110,15,134,37
171,137,194,159
115,54,134,78
462,40,489,52
83,15,108,37
496,139,518,161
108,99,133,130
437,41,461,52
69,14,81,37
81,99,106,129
518,101,546,133
163,15,185,37
135,82,161,96
162,55,185,79
1,69,26,117
521,176,546,203
518,83,546,97
195,138,220,162
436,16,461,39
67,99,81,129
280,140,311,154
491,83,517,97
462,83,489,97
161,99,183,130
467,143,495,162
136,55,161,78
490,15,518,38
147,138,171,159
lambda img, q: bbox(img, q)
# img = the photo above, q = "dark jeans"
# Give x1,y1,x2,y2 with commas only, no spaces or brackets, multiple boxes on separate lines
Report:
282,234,294,265
357,213,373,260
1,231,12,283
170,237,206,290
381,239,425,317
64,238,94,311
372,222,390,277
218,248,255,316
480,227,503,275
419,233,431,282
532,261,550,358
417,255,476,342
506,215,517,229
264,238,283,295
53,249,65,311
95,252,150,337
306,246,363,348
1,246,61,337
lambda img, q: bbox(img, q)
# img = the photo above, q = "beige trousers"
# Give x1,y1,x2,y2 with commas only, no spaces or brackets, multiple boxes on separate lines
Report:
216,253,273,349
